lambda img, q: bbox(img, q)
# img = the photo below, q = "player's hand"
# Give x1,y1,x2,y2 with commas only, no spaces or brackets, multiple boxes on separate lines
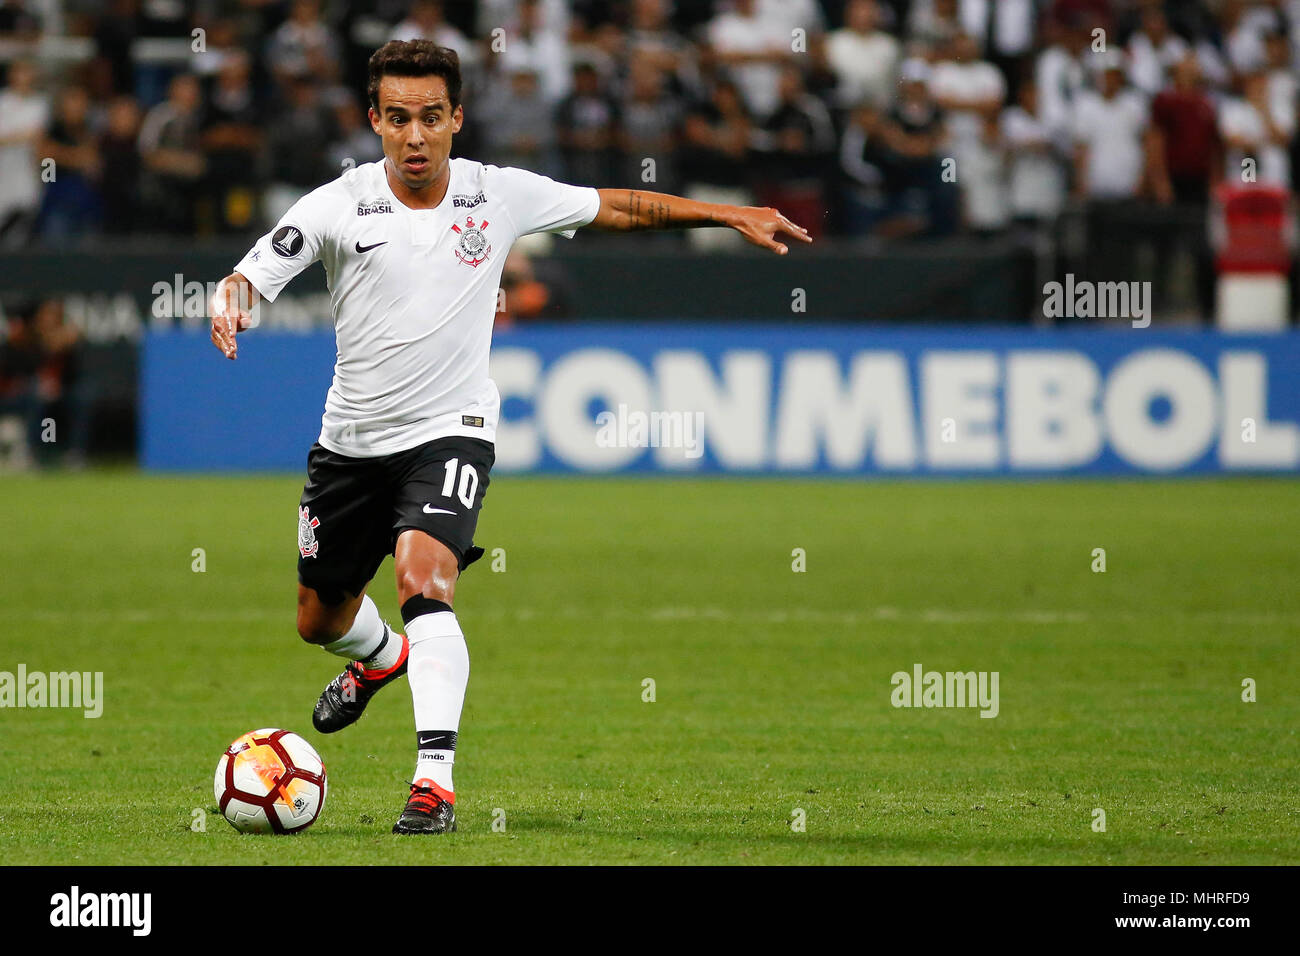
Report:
727,206,812,255
209,276,254,360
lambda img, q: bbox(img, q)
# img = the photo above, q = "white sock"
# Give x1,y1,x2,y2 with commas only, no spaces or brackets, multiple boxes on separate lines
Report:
361,622,404,673
407,610,469,797
321,595,386,662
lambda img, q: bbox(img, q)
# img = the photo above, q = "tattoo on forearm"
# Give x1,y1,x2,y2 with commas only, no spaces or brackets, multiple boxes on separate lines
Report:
626,190,676,230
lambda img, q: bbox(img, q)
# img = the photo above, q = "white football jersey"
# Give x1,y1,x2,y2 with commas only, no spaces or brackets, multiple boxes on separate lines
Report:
234,158,600,457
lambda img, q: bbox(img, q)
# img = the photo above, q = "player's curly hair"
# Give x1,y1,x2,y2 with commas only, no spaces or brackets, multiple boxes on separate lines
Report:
367,40,462,111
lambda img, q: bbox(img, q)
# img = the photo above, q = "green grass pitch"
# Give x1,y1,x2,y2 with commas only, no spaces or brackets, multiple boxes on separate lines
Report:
1,471,1297,865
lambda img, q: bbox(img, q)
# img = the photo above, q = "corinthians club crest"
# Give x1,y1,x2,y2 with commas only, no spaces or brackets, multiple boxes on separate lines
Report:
298,506,320,559
451,215,491,267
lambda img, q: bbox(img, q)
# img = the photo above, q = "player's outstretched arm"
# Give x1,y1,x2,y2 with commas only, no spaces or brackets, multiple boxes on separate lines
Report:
589,189,812,255
208,271,262,361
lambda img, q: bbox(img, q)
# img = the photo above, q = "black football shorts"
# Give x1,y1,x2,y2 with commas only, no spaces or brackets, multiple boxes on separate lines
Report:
296,435,494,604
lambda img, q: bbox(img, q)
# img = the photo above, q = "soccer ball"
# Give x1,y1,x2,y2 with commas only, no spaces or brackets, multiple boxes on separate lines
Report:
213,728,327,834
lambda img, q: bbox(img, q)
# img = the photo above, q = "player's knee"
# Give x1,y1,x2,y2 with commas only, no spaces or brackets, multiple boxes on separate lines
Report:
396,557,458,607
296,610,346,645
296,584,358,644
296,616,340,647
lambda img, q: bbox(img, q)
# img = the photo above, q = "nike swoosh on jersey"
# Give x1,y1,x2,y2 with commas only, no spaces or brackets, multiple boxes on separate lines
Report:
355,240,388,253
422,504,457,515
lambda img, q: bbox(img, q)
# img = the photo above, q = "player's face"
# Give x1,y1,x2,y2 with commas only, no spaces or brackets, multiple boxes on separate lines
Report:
369,75,463,191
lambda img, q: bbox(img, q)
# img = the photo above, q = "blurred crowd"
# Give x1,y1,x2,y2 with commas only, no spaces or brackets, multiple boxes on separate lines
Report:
0,297,88,467
0,0,1298,248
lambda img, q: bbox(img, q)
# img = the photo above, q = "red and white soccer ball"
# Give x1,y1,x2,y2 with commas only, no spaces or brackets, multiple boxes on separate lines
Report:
214,728,327,834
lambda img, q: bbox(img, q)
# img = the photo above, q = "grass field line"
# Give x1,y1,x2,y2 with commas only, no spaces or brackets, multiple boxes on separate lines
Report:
11,605,1300,627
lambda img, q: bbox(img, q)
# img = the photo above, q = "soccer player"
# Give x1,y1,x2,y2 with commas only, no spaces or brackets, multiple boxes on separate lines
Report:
208,40,810,835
